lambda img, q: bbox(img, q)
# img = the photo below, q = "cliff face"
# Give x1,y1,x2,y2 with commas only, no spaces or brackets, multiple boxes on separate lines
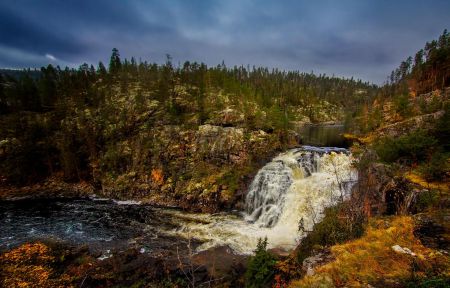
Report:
99,122,288,212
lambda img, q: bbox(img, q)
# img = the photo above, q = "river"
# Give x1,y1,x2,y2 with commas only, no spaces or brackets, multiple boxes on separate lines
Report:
296,123,348,147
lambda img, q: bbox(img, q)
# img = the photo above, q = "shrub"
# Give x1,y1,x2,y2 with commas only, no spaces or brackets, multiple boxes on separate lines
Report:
395,93,411,118
419,151,449,181
245,237,277,288
374,130,437,164
412,189,441,212
374,136,400,163
297,204,365,264
405,277,450,288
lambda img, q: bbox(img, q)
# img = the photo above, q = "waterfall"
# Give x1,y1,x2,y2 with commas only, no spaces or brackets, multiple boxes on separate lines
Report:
169,146,357,254
244,160,293,227
245,146,355,230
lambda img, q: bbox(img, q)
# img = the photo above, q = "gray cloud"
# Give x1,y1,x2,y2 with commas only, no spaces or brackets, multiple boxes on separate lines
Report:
0,0,449,84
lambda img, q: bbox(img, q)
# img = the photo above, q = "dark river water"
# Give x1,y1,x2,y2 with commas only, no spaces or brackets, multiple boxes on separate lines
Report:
297,124,348,147
0,198,192,257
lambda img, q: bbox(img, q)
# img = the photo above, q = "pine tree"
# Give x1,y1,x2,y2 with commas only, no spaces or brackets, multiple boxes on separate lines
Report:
245,237,276,288
109,48,122,74
97,61,107,76
38,64,57,109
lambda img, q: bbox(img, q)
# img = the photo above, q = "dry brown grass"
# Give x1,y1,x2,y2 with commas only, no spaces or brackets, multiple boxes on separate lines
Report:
289,216,450,288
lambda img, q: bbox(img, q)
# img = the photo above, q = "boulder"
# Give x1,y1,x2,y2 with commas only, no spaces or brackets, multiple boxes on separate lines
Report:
354,151,416,216
391,245,416,256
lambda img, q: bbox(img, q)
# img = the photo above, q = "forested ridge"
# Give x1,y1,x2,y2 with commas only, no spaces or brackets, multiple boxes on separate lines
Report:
389,29,450,94
354,30,450,133
0,50,377,208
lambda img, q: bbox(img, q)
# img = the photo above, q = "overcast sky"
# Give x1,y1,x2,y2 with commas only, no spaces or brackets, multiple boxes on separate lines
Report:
1,0,449,84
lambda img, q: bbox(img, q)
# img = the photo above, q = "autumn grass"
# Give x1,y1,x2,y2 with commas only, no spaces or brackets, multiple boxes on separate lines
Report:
405,171,449,193
289,216,450,288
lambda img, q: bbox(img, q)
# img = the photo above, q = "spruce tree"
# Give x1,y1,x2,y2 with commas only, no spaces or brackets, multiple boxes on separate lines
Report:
109,48,122,74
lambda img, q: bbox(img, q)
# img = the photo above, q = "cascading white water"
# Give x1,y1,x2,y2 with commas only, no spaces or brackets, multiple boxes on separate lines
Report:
244,160,293,227
167,146,357,254
245,146,353,229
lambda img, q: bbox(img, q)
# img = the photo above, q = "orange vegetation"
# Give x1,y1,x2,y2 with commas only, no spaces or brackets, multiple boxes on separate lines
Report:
289,216,450,287
151,168,164,185
0,242,72,288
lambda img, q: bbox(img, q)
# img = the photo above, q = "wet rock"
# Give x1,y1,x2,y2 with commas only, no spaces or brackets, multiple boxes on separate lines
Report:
354,153,392,216
0,177,94,201
192,245,248,284
354,151,415,216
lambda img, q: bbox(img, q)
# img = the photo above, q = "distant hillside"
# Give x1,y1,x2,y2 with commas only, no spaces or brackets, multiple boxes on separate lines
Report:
0,68,41,80
353,30,450,134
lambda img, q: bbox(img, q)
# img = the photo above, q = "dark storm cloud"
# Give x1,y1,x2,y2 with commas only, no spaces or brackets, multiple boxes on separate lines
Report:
0,0,449,83
0,6,88,57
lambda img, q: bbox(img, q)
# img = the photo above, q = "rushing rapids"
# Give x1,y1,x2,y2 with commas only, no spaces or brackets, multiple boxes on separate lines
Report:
0,146,357,255
171,146,357,253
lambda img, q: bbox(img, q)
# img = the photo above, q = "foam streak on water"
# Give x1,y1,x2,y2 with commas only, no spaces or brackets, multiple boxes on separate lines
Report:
169,146,357,254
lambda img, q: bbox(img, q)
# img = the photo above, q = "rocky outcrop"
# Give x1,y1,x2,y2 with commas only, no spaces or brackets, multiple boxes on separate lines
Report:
353,151,415,216
302,249,334,276
206,108,245,127
0,177,94,200
375,110,445,138
94,121,288,212
196,124,246,164
353,151,392,216
0,119,288,213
